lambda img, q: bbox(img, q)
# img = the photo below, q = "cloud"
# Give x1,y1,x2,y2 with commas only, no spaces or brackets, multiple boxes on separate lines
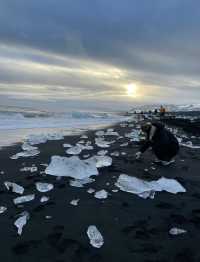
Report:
0,0,200,110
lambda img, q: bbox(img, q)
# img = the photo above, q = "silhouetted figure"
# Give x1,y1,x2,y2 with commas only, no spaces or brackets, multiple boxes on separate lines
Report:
135,122,179,165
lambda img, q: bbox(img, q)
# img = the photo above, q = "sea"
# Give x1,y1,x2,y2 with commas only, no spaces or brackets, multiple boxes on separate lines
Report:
0,106,129,148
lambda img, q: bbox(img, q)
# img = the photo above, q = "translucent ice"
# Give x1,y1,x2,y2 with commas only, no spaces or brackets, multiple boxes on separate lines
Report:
169,227,187,235
94,190,108,199
45,156,98,179
0,206,7,214
87,225,104,248
4,181,24,195
14,211,30,235
13,194,35,205
35,182,54,192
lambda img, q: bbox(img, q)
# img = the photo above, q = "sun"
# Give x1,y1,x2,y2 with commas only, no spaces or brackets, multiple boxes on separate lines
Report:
126,83,138,97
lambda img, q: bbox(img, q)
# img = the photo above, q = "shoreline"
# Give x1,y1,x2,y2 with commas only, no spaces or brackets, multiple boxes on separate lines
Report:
0,118,200,261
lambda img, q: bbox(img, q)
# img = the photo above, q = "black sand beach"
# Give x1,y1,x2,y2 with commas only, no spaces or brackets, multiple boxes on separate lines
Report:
0,117,200,262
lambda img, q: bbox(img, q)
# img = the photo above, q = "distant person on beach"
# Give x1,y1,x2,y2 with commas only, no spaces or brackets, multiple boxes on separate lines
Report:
159,105,166,117
135,122,179,166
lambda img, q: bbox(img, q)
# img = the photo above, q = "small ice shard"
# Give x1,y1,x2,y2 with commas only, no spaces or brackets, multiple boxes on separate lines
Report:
112,189,119,193
21,143,38,151
70,199,80,206
169,227,187,235
40,163,48,167
77,140,85,144
83,154,90,158
0,170,5,175
111,151,120,157
10,149,40,159
69,178,95,187
180,141,200,149
144,168,149,172
87,155,112,168
106,182,110,186
95,130,105,136
94,190,108,199
97,150,108,156
14,211,30,235
125,130,140,142
45,156,98,179
0,206,7,214
40,196,49,203
27,134,48,145
87,225,104,248
120,142,128,147
4,182,24,195
115,174,186,199
87,188,95,194
20,166,38,172
121,152,126,155
45,215,52,219
63,143,72,148
66,145,82,155
95,137,114,148
13,194,35,205
138,190,155,199
35,182,54,192
81,135,88,139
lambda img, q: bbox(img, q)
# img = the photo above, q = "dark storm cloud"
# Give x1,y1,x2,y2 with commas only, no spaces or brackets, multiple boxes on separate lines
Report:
0,0,200,105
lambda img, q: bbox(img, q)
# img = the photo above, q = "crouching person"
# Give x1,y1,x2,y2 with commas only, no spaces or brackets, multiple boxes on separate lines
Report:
135,122,179,166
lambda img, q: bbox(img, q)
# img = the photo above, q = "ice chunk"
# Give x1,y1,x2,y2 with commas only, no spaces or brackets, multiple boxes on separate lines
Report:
94,190,108,199
66,145,82,155
14,211,30,235
120,142,128,147
20,166,38,172
87,225,104,248
111,151,120,157
95,130,105,136
13,194,35,205
70,199,80,206
40,196,49,202
63,143,72,148
69,178,95,187
180,141,200,149
97,150,108,156
95,137,114,148
4,182,24,195
87,188,95,194
169,227,187,235
35,182,54,192
87,155,112,168
115,174,186,199
11,149,40,159
45,156,98,179
125,129,140,142
21,143,38,151
112,189,119,193
0,206,7,214
81,135,88,139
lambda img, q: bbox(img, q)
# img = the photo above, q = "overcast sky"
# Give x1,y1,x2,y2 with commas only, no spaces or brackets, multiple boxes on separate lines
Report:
0,0,199,111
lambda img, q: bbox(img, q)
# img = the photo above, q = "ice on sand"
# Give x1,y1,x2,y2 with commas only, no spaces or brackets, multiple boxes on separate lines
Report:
40,196,49,202
88,155,112,168
94,190,108,199
0,206,7,214
169,227,187,235
45,156,98,179
66,145,82,155
13,194,35,205
97,150,108,156
115,174,186,199
95,137,114,148
4,182,24,195
70,199,80,206
14,211,30,235
35,182,54,192
10,149,40,159
63,143,72,148
20,166,38,172
87,225,104,248
69,178,95,187
87,188,95,194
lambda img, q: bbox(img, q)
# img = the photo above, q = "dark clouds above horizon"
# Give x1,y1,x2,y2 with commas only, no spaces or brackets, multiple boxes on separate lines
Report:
0,0,200,110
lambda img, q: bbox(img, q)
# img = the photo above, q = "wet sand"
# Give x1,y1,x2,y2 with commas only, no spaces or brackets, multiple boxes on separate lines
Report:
0,119,200,262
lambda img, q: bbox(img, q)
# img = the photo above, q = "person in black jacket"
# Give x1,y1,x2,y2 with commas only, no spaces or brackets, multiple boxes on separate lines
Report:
135,122,179,165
